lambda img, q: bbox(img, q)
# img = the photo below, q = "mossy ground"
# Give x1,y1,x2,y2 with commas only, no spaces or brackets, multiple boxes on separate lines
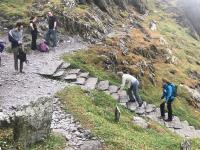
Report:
58,86,200,150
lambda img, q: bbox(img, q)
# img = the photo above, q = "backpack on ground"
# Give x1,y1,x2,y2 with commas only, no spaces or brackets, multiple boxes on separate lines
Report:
38,42,49,52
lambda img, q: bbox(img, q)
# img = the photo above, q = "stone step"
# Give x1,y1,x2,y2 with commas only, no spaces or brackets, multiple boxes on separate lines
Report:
118,90,129,103
73,78,86,85
79,72,89,78
38,61,64,76
67,69,81,74
108,85,119,93
97,80,109,91
53,70,65,78
64,74,77,81
60,62,71,69
83,78,98,90
126,102,138,111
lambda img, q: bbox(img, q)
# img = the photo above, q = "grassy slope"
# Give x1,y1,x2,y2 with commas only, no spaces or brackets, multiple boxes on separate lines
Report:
63,0,200,129
58,86,200,150
0,0,32,17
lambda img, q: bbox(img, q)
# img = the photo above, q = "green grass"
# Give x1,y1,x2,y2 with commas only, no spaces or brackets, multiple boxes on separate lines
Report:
0,129,65,150
63,50,120,85
58,86,200,150
0,0,32,17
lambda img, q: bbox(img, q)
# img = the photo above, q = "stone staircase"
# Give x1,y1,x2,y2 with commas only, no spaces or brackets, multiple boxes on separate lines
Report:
38,62,200,139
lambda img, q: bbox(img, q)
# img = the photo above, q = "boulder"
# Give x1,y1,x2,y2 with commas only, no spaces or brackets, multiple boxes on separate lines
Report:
97,80,109,91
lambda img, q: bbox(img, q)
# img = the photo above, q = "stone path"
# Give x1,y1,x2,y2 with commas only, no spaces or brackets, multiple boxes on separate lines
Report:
42,63,200,139
0,36,104,149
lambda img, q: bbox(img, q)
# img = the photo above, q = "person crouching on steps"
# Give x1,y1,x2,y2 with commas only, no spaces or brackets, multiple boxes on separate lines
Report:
118,72,143,107
160,78,175,122
9,22,24,73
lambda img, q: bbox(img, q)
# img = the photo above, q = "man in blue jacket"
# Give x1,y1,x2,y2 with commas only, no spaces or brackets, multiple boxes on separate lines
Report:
160,78,175,122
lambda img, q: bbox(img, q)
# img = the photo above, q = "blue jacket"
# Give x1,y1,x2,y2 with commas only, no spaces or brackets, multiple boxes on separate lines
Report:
161,84,174,102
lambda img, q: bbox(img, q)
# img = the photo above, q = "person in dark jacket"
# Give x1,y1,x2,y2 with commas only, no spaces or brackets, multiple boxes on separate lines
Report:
9,22,24,73
45,11,57,47
30,16,38,50
160,78,175,122
0,40,5,66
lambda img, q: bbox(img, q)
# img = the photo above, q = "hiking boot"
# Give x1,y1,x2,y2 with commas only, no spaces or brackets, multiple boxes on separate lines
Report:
164,119,172,122
138,102,143,107
158,116,165,120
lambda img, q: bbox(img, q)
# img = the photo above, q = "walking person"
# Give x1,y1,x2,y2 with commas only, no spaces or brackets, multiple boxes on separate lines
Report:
8,22,24,73
160,78,176,122
118,72,143,107
0,40,5,66
45,11,57,47
30,16,38,50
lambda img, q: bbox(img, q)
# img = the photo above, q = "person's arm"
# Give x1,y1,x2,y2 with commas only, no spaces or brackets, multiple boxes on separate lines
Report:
53,21,57,30
120,75,126,89
30,22,34,30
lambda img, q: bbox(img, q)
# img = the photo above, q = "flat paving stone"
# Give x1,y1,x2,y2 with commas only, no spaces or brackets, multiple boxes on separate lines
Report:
118,90,129,103
109,85,119,93
79,72,89,78
53,70,65,78
84,78,98,90
38,61,64,76
61,62,70,69
65,74,77,81
111,93,119,101
73,78,86,85
97,80,109,91
145,104,156,113
126,102,138,111
67,69,81,74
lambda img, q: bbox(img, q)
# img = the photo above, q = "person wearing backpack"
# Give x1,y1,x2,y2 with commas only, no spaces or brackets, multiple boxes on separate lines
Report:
8,22,24,73
160,78,177,122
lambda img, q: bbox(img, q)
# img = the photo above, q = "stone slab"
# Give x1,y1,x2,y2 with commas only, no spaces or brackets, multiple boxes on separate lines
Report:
109,85,119,93
65,74,77,81
73,78,86,85
53,70,65,78
133,116,148,129
126,102,138,111
118,90,129,103
97,80,109,91
38,61,64,76
67,69,81,74
60,62,70,69
84,78,98,90
79,72,89,78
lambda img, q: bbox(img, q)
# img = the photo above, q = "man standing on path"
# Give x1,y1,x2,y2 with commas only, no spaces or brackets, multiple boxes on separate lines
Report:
118,72,143,107
45,11,57,47
9,22,24,73
160,78,175,122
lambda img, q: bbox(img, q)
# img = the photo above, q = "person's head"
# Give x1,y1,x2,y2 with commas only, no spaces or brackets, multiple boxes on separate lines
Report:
16,22,23,31
162,78,170,86
48,11,53,17
30,16,37,22
117,71,123,78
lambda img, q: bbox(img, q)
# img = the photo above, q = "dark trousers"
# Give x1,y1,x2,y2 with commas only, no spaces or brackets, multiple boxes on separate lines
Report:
31,31,37,50
128,81,142,104
45,29,57,47
13,47,23,72
160,101,173,120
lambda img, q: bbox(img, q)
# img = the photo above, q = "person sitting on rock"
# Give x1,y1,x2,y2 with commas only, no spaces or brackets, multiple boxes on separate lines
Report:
45,11,57,47
160,78,175,122
118,72,143,107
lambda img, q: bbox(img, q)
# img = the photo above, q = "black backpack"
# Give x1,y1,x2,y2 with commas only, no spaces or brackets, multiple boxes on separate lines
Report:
18,50,27,62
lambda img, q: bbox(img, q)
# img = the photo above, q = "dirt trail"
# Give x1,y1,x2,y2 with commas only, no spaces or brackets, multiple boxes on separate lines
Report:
0,36,86,112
